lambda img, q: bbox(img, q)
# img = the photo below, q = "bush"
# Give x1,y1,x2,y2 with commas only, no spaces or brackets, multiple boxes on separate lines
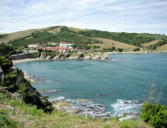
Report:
0,43,15,56
0,109,23,128
0,56,13,71
133,47,140,51
141,103,167,128
0,56,53,113
117,48,123,52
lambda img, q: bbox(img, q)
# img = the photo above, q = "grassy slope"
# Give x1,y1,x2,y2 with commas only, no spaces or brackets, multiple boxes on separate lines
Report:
0,28,50,43
93,38,138,51
0,26,167,52
155,44,167,51
0,89,152,128
142,40,160,47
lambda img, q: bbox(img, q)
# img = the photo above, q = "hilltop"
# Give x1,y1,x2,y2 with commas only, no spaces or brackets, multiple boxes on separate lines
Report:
0,26,167,52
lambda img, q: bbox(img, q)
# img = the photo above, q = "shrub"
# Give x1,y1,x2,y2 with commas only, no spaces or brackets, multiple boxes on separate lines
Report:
0,56,53,113
141,103,167,128
0,56,13,71
0,109,23,128
133,47,140,51
0,43,15,56
117,48,123,52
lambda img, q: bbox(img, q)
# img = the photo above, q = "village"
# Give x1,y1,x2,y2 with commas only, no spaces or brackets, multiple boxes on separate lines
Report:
24,41,74,54
10,41,109,61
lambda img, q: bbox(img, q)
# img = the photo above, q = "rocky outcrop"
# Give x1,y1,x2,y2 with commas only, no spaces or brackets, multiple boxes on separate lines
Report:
0,56,53,113
10,52,40,60
0,65,4,82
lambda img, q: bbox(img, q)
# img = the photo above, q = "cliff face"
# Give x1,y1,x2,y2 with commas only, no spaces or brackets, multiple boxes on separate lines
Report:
0,56,53,112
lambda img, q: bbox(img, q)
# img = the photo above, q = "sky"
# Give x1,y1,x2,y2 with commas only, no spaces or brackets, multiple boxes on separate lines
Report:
0,0,167,34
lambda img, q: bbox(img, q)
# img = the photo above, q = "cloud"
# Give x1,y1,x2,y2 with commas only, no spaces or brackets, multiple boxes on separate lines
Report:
0,0,167,34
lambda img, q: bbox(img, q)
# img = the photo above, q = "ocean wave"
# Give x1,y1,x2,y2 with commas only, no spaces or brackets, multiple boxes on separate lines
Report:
49,97,142,120
111,99,143,116
49,96,65,102
49,96,112,118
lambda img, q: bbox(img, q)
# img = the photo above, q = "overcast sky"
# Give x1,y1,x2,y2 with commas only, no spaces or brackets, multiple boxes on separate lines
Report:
0,0,167,34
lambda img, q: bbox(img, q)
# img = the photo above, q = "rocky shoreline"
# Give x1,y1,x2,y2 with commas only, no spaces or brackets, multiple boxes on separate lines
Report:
50,97,140,121
12,52,111,64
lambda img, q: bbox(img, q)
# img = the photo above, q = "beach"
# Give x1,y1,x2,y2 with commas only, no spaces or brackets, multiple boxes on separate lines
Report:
13,58,44,64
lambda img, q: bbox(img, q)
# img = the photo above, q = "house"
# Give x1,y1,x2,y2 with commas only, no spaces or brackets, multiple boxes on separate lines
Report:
59,42,72,48
28,44,38,48
47,42,57,46
23,49,38,54
41,46,73,53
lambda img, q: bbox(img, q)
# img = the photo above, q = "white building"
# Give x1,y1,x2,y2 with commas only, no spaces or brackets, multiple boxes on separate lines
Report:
47,42,57,46
59,42,72,48
28,44,38,48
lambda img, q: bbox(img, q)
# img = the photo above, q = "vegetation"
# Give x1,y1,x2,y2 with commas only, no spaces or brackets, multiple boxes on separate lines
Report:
0,26,166,52
79,30,156,46
0,56,13,70
0,34,7,39
148,38,167,50
0,89,152,128
0,56,53,112
0,108,23,128
133,47,140,51
141,103,167,128
9,27,102,50
0,44,15,57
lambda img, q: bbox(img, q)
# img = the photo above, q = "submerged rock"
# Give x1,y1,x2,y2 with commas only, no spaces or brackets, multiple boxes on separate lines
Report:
77,99,88,103
53,101,73,110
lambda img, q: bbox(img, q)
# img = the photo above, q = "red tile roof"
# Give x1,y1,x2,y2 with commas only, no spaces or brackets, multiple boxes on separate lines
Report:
60,42,70,44
41,46,72,51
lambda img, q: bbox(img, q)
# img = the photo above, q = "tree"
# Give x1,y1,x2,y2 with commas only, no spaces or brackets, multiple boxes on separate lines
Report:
0,44,15,56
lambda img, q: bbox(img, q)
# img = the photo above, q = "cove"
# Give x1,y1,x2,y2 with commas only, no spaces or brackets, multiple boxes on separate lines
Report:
15,53,167,117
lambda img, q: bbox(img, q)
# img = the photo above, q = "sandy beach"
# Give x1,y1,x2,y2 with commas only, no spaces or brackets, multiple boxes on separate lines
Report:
12,58,44,64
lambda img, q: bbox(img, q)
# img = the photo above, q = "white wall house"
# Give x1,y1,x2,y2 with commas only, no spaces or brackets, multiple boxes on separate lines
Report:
59,42,72,48
28,44,38,48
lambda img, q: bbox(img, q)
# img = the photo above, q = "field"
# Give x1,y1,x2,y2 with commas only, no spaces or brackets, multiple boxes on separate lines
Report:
92,38,138,51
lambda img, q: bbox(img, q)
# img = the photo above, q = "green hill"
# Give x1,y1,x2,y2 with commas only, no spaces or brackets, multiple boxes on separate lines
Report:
0,26,167,52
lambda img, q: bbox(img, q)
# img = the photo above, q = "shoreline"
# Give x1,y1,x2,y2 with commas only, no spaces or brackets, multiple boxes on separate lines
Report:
13,58,46,64
12,51,167,64
106,51,167,54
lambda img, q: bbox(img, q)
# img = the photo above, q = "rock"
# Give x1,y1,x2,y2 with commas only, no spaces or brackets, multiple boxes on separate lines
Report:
46,55,51,59
0,65,4,82
53,56,58,60
77,99,88,103
11,92,23,100
69,56,78,60
23,72,36,83
6,105,15,111
119,113,139,121
65,108,81,114
84,56,92,60
92,55,101,60
53,102,73,110
78,53,84,59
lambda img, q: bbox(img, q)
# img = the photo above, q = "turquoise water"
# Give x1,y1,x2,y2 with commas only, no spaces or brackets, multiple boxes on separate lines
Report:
16,53,167,116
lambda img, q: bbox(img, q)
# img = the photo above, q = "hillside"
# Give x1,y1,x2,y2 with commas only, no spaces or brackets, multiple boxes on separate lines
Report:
0,89,153,128
0,26,167,52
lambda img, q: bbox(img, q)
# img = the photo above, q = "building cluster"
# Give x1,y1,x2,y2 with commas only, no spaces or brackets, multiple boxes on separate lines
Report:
27,42,73,53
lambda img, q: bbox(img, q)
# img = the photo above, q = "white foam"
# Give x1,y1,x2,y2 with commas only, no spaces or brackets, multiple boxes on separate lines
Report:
111,99,143,116
49,96,65,102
